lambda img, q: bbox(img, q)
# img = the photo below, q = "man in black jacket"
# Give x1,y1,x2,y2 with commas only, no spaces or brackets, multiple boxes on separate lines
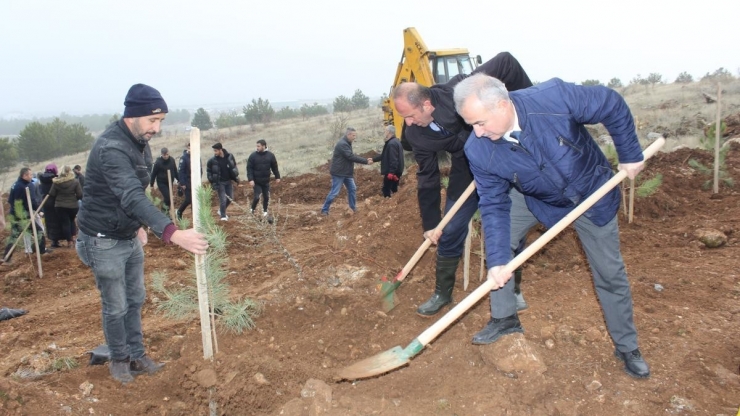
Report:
392,52,533,317
246,139,280,217
320,127,372,215
150,147,178,214
76,84,208,384
206,142,239,221
372,125,404,198
176,143,195,220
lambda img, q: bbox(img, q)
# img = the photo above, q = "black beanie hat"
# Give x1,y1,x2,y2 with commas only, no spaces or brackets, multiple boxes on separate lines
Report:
123,84,169,118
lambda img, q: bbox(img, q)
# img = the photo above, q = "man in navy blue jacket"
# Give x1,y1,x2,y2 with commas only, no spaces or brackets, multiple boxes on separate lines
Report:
455,74,650,379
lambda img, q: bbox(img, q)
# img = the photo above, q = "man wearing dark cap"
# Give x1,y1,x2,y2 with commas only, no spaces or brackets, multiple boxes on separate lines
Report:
150,147,178,214
206,142,239,221
76,83,209,384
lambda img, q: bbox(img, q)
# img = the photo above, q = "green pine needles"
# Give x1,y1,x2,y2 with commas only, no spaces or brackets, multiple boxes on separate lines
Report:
152,184,261,334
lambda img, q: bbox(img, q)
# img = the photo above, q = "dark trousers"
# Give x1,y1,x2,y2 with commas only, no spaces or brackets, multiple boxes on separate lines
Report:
177,185,192,215
251,183,270,212
381,176,399,198
55,206,79,242
156,179,172,211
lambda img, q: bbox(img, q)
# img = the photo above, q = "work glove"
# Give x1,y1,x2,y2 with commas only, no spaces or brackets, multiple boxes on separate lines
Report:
386,173,399,181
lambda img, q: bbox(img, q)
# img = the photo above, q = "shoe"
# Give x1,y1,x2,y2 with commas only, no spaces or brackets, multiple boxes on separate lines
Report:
130,355,165,376
51,241,61,248
614,349,650,378
110,359,134,384
262,212,268,217
471,314,524,345
320,211,329,216
416,255,459,316
250,209,254,214
220,216,228,221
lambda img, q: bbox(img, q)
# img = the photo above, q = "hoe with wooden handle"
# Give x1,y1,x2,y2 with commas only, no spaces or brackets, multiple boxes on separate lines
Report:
339,137,665,380
379,181,477,312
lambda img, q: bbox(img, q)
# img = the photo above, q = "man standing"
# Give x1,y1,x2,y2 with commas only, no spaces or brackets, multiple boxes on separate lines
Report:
320,127,372,215
73,165,85,190
150,147,178,214
454,74,650,378
246,139,280,217
176,143,195,220
3,167,48,264
372,125,404,198
206,142,239,221
391,52,533,317
76,83,208,384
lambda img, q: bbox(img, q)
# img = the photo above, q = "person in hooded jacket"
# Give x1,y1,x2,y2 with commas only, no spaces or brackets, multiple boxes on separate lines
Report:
246,139,280,216
38,163,62,248
206,142,239,221
48,165,82,246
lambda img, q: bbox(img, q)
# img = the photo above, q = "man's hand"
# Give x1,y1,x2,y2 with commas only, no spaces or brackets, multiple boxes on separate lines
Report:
617,161,645,180
367,158,374,165
275,179,280,184
423,229,443,245
150,183,156,189
249,181,255,187
486,265,512,289
170,229,209,255
137,227,148,246
386,173,399,181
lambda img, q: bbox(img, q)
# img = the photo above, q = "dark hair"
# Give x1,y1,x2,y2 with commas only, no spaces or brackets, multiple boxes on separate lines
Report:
256,139,267,147
20,167,32,177
73,165,82,171
212,143,223,150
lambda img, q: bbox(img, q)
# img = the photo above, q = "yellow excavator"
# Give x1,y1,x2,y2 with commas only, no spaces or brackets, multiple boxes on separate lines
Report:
382,27,482,138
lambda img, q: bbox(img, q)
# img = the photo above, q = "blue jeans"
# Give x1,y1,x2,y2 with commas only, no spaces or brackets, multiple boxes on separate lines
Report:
321,176,356,213
216,181,233,216
76,231,146,361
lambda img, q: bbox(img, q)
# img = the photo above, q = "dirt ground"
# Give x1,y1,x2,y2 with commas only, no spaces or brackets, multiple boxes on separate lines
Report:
1,144,739,416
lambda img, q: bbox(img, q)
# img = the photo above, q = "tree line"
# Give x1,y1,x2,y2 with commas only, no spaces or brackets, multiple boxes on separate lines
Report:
578,67,736,88
0,118,94,171
191,89,372,131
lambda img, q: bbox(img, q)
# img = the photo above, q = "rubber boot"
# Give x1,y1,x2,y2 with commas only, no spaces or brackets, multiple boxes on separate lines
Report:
417,255,460,316
514,268,529,312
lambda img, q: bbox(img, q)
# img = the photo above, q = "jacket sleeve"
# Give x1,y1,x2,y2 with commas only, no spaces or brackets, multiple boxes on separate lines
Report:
271,154,280,179
246,154,255,181
558,80,643,163
413,147,442,230
229,154,239,182
75,181,83,200
171,159,179,183
387,142,400,175
97,144,171,238
339,141,368,165
206,159,217,183
178,157,187,184
48,183,58,198
149,160,159,186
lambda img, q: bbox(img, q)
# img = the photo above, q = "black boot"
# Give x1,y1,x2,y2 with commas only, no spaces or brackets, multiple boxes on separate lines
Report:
417,255,459,316
109,358,134,384
614,349,650,378
471,313,524,345
514,268,529,311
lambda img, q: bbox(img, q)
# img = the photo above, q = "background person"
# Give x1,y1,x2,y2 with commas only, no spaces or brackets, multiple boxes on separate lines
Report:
150,147,178,214
48,165,82,246
320,127,372,215
206,142,239,221
372,125,404,198
246,139,280,217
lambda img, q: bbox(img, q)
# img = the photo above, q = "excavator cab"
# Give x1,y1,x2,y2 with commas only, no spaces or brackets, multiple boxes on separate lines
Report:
431,53,479,84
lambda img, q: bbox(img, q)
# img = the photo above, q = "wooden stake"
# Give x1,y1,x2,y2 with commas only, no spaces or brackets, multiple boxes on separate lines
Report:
190,127,214,360
167,170,176,222
628,178,635,224
3,195,49,263
25,188,43,278
713,83,721,194
479,228,485,282
621,180,627,216
463,219,472,291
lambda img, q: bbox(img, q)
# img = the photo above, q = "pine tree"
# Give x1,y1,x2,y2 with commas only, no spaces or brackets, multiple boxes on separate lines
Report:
191,108,214,131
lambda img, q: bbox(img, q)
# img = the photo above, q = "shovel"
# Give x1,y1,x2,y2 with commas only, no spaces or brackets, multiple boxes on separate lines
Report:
379,181,477,311
339,137,665,380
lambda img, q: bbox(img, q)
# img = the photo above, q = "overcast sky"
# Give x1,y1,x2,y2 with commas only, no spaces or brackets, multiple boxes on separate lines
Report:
1,0,738,117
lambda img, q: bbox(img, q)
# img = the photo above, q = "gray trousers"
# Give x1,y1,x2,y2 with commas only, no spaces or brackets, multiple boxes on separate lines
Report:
489,189,639,352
